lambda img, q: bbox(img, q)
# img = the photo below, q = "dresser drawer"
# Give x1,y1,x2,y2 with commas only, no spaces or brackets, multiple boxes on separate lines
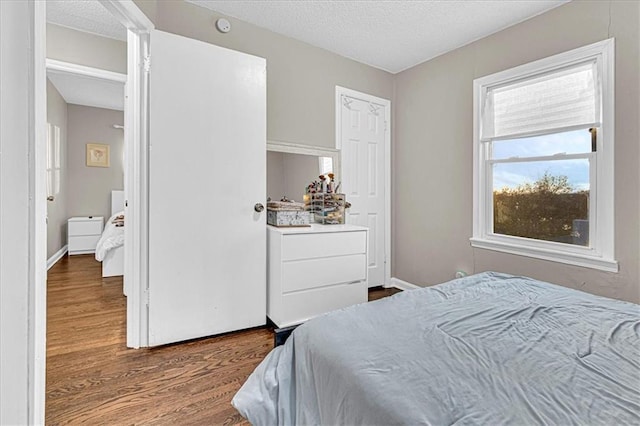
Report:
68,235,100,252
282,254,366,293
68,219,103,236
267,224,369,328
278,281,366,327
281,231,366,261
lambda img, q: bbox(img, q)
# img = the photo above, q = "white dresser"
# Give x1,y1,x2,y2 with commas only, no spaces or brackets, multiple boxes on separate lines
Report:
68,216,103,255
267,224,368,328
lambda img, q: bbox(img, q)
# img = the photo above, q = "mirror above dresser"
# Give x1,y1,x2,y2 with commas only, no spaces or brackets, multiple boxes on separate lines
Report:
266,140,341,203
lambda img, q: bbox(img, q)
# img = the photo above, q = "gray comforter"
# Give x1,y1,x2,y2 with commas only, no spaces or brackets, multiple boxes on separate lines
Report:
232,272,640,425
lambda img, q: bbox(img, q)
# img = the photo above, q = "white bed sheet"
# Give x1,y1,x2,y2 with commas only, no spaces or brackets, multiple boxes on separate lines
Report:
95,211,124,262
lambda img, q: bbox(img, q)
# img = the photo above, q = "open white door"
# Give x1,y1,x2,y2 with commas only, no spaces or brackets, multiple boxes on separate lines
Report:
147,30,266,346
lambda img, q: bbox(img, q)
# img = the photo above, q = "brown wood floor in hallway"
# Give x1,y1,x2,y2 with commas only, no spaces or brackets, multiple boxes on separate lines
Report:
46,255,402,425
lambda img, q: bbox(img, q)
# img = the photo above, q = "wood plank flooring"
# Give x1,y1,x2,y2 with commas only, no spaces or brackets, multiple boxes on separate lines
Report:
46,255,400,425
367,286,403,301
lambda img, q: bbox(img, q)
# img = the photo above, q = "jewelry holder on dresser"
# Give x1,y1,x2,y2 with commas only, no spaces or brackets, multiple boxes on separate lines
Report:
304,192,348,224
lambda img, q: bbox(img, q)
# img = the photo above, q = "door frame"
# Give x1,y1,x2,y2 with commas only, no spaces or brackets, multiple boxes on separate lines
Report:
98,0,154,348
2,1,48,422
46,58,128,84
335,86,392,287
27,1,153,421
41,1,152,350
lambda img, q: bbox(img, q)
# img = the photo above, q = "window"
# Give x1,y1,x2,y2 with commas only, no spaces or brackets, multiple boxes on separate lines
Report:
319,156,333,175
471,39,617,272
47,123,61,201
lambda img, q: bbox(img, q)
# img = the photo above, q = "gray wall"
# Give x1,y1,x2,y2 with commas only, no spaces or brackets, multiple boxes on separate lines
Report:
47,23,127,73
282,153,321,202
267,151,285,201
46,24,127,238
393,0,640,303
134,0,394,149
46,79,68,258
67,105,124,221
134,0,638,302
267,152,320,202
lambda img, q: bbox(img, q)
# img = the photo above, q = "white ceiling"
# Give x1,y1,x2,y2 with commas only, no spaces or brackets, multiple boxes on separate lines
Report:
46,1,126,111
47,0,127,41
45,0,569,74
188,0,568,73
48,70,125,112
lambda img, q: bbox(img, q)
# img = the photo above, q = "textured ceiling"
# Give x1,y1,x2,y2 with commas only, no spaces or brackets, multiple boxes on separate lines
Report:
48,71,125,111
46,1,125,111
188,0,568,73
47,0,126,41
46,0,569,73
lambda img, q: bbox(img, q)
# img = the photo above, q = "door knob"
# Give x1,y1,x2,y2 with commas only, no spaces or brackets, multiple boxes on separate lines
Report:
254,203,264,212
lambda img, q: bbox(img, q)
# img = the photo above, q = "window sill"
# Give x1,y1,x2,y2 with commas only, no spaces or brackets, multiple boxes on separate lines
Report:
469,237,618,273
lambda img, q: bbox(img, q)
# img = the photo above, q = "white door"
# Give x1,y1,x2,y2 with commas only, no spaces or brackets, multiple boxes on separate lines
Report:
148,30,266,346
339,92,388,287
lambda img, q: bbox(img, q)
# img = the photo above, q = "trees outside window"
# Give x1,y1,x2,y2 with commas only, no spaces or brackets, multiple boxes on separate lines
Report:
493,173,589,246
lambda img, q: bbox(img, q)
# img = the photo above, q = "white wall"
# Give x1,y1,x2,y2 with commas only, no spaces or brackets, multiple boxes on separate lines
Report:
0,1,45,424
0,2,30,422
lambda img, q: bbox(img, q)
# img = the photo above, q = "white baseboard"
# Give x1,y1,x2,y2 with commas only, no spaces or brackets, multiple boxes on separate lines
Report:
47,245,68,270
388,277,421,291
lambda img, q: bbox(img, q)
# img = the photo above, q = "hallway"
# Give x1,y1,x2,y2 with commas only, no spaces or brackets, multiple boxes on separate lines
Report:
46,255,270,424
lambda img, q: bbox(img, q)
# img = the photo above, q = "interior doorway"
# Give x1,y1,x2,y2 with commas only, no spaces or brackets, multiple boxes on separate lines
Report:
33,0,153,421
45,58,127,267
45,0,129,331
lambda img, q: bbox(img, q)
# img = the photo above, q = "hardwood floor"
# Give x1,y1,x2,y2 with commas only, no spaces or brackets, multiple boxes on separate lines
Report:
367,285,403,301
46,255,400,424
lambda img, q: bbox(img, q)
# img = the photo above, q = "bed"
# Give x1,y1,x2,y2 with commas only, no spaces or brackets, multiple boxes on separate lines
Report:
95,190,124,279
232,271,640,425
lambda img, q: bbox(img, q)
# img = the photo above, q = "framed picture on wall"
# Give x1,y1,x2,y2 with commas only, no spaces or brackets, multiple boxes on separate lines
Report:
86,143,110,168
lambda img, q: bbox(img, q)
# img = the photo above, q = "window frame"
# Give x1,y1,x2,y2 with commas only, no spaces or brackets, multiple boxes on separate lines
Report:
471,39,617,272
46,123,61,200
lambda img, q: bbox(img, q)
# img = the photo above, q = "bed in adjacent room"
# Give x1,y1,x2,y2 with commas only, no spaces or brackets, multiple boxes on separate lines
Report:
95,190,124,278
232,271,640,425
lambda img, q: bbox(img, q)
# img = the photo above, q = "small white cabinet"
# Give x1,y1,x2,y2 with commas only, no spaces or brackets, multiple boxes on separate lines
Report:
267,224,369,328
68,216,103,255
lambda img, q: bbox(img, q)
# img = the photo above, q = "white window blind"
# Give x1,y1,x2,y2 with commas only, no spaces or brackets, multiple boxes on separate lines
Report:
481,61,600,141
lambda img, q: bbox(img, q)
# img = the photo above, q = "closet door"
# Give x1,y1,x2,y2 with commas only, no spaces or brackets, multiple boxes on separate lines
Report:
148,30,266,346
